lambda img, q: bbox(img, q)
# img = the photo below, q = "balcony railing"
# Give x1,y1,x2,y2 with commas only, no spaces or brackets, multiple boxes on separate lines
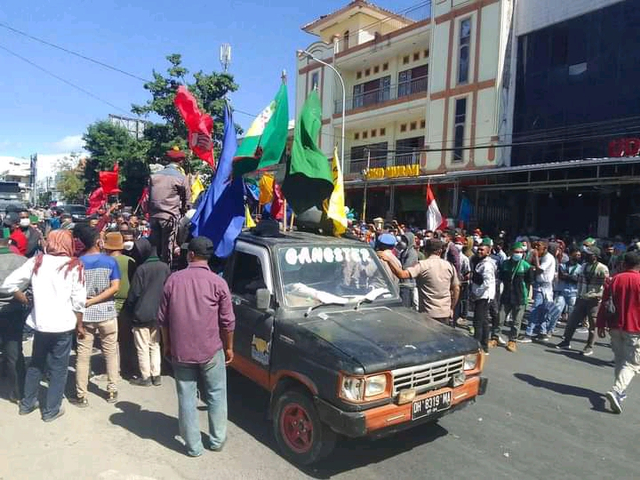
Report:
347,151,425,175
335,76,428,114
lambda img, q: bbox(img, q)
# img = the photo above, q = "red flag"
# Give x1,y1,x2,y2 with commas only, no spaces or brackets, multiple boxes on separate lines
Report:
271,182,285,220
137,186,149,214
87,187,107,215
99,163,120,195
174,85,215,167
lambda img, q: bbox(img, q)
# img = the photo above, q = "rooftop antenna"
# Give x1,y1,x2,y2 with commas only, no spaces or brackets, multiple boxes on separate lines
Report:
220,43,232,72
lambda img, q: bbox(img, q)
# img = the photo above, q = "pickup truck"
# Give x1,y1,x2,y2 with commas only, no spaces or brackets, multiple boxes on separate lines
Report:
225,230,487,465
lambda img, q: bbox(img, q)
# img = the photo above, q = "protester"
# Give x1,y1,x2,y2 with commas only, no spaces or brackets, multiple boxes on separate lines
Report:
397,232,419,308
148,148,189,265
453,235,471,326
125,238,170,386
74,224,121,406
547,247,582,334
557,246,609,355
17,210,43,258
158,237,235,457
471,239,496,353
5,213,27,256
0,230,85,422
59,213,74,230
522,241,557,342
495,242,533,352
379,239,460,324
0,229,28,402
374,234,401,287
597,252,640,413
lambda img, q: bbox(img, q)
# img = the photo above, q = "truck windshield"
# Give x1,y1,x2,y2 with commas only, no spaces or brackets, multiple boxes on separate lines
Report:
277,245,396,308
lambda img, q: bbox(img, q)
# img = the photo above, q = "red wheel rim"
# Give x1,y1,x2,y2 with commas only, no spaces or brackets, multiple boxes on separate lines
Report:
280,403,314,454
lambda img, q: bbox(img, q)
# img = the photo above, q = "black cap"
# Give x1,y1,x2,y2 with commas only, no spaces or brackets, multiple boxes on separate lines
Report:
2,212,19,227
188,236,214,258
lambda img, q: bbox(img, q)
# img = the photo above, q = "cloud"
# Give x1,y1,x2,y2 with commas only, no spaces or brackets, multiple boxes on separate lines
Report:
51,134,85,153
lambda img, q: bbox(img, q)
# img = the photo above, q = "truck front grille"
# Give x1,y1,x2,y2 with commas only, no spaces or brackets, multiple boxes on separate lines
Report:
391,356,465,395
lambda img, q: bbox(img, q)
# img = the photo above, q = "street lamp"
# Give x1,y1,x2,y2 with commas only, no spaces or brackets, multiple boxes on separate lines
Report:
297,49,346,172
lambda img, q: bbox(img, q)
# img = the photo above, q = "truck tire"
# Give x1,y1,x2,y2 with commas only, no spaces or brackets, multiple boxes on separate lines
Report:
273,388,336,465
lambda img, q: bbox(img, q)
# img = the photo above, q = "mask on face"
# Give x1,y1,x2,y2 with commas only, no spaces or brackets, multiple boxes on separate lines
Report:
454,244,463,251
123,241,134,251
19,218,31,228
512,253,523,261
473,235,481,243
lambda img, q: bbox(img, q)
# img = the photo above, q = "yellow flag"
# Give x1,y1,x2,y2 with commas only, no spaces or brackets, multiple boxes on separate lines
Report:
191,175,205,203
245,204,256,228
324,147,348,236
259,174,275,205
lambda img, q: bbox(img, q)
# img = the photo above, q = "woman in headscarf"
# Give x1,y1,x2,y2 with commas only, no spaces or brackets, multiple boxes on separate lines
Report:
0,229,86,422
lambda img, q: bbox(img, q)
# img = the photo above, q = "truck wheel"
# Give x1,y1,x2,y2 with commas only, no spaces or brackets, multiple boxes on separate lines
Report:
273,388,336,465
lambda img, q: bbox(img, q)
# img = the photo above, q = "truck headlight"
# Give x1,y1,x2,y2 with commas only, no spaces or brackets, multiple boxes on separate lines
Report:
340,373,390,402
464,353,479,371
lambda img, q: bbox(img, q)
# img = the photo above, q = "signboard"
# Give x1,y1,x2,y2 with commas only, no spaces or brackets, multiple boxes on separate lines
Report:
365,164,420,180
608,138,640,157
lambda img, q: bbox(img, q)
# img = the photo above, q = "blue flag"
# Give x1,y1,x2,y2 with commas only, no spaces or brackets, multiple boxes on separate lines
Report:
191,103,245,258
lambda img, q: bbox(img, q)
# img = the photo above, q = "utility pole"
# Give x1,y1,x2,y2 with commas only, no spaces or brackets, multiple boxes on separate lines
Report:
361,148,371,222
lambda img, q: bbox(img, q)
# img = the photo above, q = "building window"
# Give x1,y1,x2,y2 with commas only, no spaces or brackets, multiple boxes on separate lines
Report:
380,127,386,136
398,64,428,97
374,65,379,74
458,18,471,84
420,119,426,129
424,49,429,58
400,123,407,132
311,72,319,90
403,55,410,65
371,129,377,138
354,132,360,140
410,121,417,131
365,68,371,77
343,30,350,50
356,71,362,79
351,76,391,109
453,98,467,162
413,52,420,61
363,131,368,139
349,142,388,173
383,62,389,71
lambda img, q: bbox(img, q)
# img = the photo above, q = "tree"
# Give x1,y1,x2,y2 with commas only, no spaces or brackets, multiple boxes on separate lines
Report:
82,120,150,206
55,154,85,203
131,54,240,174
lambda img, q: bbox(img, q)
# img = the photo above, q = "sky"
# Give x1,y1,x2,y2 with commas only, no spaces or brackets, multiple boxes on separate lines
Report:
0,0,402,161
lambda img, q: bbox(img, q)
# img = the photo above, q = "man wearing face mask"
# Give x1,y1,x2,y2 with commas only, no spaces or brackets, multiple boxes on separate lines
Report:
496,243,532,352
18,210,43,258
397,232,419,308
557,246,609,356
104,232,136,378
453,235,471,326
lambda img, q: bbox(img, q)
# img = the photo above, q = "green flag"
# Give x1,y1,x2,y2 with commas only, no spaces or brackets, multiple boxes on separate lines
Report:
233,82,289,177
282,90,333,214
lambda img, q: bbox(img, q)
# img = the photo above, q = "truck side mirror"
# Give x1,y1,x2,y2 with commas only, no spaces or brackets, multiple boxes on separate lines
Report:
256,288,271,310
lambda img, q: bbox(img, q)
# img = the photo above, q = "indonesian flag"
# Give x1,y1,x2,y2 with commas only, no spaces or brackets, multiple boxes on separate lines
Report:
174,85,215,167
426,184,447,231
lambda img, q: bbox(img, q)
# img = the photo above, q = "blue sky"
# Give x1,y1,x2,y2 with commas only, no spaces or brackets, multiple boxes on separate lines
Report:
0,0,400,158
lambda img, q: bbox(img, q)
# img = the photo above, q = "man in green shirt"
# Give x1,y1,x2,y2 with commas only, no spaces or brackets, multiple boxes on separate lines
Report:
494,242,533,352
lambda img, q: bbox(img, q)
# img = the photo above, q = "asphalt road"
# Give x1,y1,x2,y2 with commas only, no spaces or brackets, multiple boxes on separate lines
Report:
1,328,638,480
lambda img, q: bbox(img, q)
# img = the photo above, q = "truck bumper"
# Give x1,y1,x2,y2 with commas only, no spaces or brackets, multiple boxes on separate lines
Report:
315,376,487,439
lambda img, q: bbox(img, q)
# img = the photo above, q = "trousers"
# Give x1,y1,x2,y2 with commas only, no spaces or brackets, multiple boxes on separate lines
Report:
610,329,640,395
76,318,119,398
133,326,161,378
563,298,600,348
0,312,26,400
473,299,490,350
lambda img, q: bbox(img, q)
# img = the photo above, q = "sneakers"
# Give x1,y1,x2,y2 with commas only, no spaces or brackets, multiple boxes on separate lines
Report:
606,390,623,414
556,340,571,350
576,327,589,334
151,376,162,386
496,335,507,347
582,347,594,357
130,377,152,387
537,334,552,342
19,400,39,416
506,341,517,353
43,406,65,423
107,390,118,404
517,335,532,344
72,396,89,408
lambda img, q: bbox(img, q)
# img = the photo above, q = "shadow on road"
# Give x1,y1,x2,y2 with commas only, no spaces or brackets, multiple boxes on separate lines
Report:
226,370,449,479
543,348,614,368
513,372,608,412
109,401,184,454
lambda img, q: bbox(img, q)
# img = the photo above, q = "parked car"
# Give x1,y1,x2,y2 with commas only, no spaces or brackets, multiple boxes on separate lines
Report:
225,230,487,465
64,204,88,222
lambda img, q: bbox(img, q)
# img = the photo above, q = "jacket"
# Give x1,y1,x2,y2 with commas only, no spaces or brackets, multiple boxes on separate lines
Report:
148,164,188,220
399,232,418,289
0,249,27,314
596,270,640,333
124,239,171,326
500,258,533,306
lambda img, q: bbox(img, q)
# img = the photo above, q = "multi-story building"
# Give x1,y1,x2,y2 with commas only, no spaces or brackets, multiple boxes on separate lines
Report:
296,0,516,223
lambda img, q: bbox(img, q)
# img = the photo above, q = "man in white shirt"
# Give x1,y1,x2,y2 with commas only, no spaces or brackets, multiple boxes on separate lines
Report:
522,240,557,342
471,239,496,353
0,230,86,422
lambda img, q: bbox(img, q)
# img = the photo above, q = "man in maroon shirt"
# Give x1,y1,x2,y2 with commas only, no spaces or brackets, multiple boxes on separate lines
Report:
158,236,235,457
597,251,640,414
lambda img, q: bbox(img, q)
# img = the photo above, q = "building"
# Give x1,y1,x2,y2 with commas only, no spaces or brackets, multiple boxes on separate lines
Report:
296,0,516,223
0,157,33,202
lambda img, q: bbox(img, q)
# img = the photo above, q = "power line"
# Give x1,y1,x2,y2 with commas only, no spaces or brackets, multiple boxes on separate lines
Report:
0,43,132,115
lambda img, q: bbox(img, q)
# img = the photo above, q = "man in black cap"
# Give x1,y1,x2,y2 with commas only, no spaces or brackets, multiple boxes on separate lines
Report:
158,236,235,457
148,148,189,266
557,246,610,356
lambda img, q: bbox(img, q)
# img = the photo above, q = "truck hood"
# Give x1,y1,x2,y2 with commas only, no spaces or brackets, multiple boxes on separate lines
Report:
300,306,479,373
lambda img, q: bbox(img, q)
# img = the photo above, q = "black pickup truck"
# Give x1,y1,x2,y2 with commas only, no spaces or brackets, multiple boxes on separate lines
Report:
225,230,487,465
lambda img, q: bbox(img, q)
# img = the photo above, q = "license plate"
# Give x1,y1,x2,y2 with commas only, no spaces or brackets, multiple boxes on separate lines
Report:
411,390,452,420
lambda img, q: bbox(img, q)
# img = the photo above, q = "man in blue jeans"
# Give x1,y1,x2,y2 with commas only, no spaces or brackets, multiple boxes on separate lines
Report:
159,237,235,457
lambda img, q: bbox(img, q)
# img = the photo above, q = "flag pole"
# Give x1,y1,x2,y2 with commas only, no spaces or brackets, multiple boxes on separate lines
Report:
282,199,287,232
290,212,295,231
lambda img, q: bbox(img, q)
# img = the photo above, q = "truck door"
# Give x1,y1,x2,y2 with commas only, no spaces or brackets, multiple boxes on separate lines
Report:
227,242,275,389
